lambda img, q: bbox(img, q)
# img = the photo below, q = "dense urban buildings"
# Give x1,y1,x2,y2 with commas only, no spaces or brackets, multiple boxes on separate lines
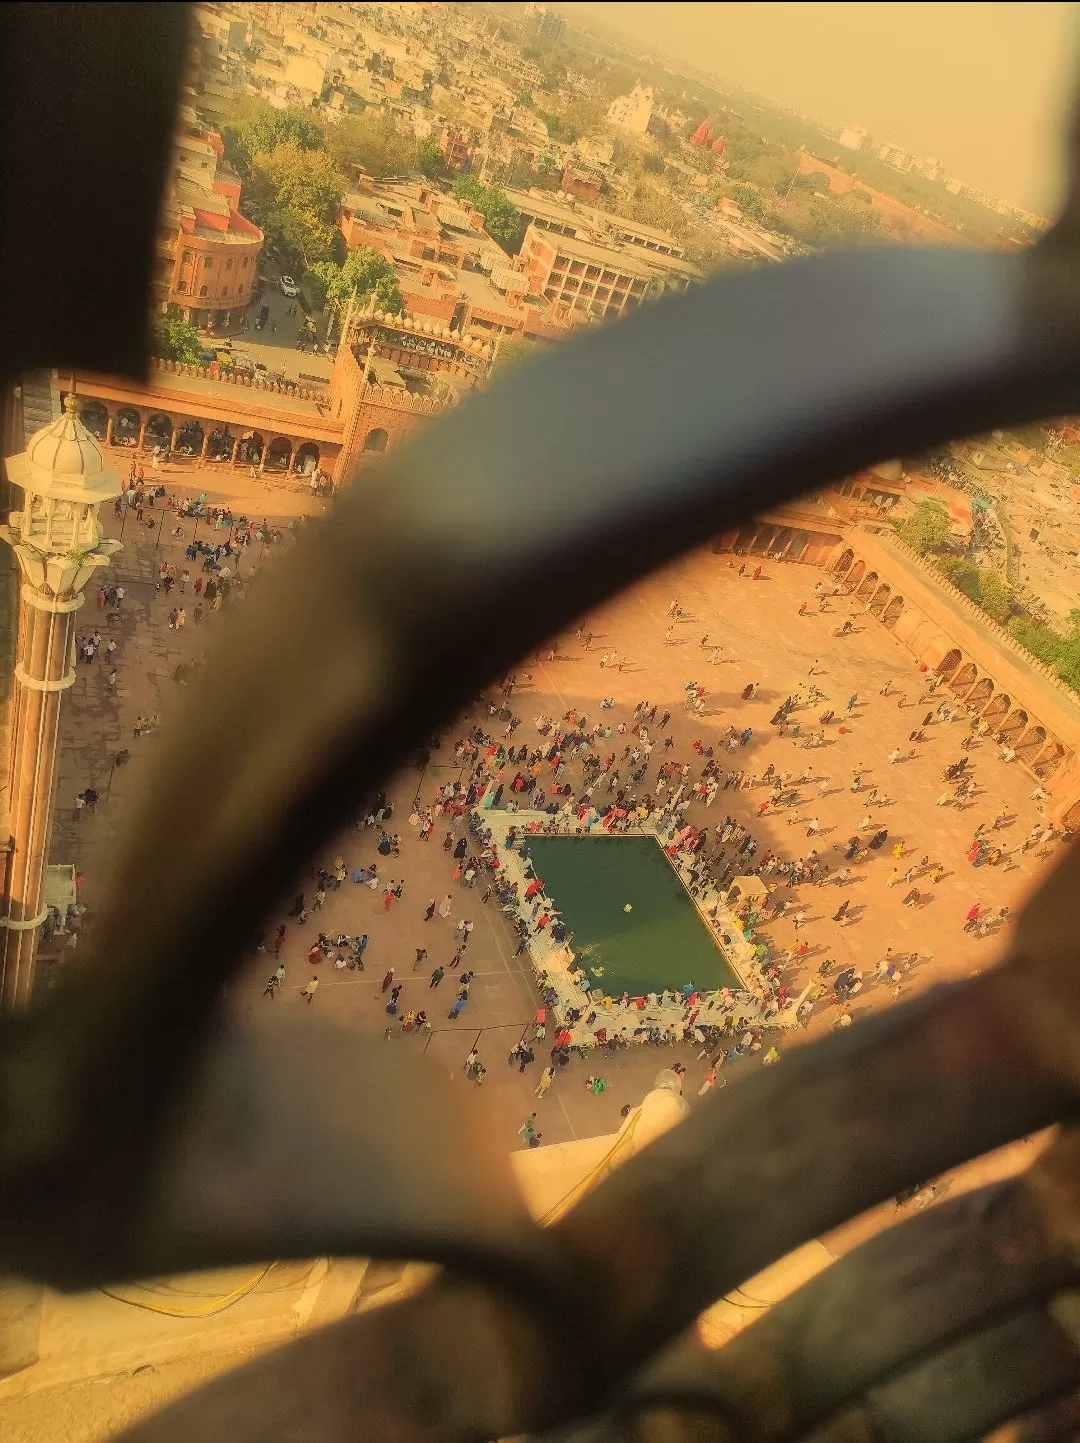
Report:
154,113,264,332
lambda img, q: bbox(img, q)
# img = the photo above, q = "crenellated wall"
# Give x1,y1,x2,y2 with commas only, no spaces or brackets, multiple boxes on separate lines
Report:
711,520,1080,826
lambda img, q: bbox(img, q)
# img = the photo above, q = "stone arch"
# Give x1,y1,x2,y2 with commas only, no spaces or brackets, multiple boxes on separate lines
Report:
145,412,172,448
114,406,141,443
363,427,389,453
845,558,866,591
983,692,1010,728
935,648,962,680
1015,723,1047,765
174,418,204,456
950,661,978,696
1035,740,1066,779
265,436,293,472
239,431,264,465
966,676,994,712
207,426,233,460
294,441,320,475
882,593,904,629
833,547,855,576
77,400,108,439
869,582,891,617
1063,799,1080,834
998,708,1028,745
855,568,878,601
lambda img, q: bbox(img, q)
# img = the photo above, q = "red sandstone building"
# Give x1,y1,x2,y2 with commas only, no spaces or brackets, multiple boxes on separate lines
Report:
153,113,264,332
53,304,496,493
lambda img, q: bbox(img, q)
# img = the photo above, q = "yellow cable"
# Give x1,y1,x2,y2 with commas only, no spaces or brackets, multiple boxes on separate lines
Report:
99,1264,275,1318
103,1108,646,1312
539,1108,642,1226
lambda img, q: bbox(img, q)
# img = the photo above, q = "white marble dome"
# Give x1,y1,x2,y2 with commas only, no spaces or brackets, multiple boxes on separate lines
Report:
26,394,106,480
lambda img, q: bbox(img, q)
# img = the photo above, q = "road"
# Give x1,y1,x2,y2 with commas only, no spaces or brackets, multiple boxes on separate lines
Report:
204,281,334,389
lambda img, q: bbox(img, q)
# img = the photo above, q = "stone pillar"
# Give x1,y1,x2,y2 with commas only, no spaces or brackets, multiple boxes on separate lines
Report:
137,419,148,451
170,426,179,454
105,416,114,445
200,430,211,462
232,436,242,466
0,591,79,1009
0,393,122,1011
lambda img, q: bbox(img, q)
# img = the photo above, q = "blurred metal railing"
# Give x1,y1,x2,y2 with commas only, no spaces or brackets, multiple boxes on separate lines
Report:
6,6,1080,1441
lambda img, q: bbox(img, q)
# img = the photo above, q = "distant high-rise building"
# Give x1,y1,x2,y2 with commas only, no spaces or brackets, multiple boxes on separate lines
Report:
521,4,564,46
913,155,945,183
606,83,654,136
876,142,915,174
838,126,872,153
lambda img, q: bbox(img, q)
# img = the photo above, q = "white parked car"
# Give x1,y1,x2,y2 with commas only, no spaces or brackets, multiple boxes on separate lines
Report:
280,276,299,297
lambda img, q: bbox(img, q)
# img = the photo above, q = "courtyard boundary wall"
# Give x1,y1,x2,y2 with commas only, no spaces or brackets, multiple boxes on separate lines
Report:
710,516,1080,828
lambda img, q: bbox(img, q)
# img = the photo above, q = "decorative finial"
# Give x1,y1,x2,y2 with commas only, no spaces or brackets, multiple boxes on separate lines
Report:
63,389,79,415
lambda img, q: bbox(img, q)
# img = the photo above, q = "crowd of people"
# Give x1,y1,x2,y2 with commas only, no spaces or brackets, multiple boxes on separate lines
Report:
241,557,1068,1136
59,479,1066,1145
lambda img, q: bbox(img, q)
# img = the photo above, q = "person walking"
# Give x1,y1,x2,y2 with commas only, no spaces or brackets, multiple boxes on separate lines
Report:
429,966,445,989
424,898,436,920
381,967,394,993
300,976,319,1003
518,1112,538,1142
535,1065,555,1099
438,893,453,919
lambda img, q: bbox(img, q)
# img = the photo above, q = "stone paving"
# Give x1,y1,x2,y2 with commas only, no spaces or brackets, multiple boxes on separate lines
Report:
50,487,1064,1156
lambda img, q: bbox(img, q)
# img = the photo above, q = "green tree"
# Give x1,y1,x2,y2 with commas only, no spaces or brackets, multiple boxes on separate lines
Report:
493,334,532,373
683,228,736,274
792,171,830,196
730,183,766,223
151,309,204,364
936,555,981,597
246,142,344,269
538,110,577,144
1008,616,1080,693
895,499,950,554
452,177,524,253
974,567,1012,623
416,137,446,179
223,102,324,179
311,246,404,316
324,109,416,179
564,97,606,138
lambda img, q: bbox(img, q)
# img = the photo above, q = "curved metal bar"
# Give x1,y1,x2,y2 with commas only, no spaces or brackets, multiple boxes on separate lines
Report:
109,1270,584,1443
600,1171,1080,1440
5,246,1080,1289
551,959,1079,1384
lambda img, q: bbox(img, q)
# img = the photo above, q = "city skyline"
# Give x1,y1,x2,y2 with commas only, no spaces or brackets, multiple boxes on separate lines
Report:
555,1,1079,214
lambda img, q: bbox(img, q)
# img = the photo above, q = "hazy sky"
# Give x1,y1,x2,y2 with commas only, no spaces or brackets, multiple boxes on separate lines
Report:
555,2,1079,213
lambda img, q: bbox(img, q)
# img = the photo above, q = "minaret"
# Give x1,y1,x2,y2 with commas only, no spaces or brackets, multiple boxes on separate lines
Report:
0,394,121,1009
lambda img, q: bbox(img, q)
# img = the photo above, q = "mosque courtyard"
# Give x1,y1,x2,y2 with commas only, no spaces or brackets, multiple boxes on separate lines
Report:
55,485,1063,1154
